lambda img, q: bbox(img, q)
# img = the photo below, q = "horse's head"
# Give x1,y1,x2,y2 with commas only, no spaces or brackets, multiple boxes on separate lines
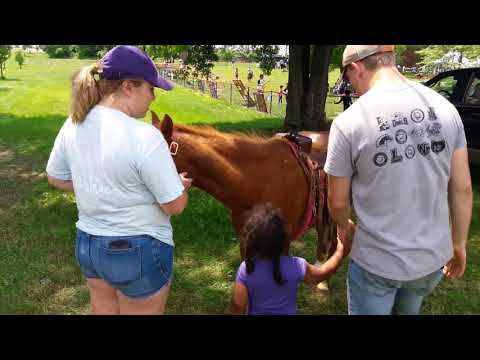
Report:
151,111,179,156
151,110,196,176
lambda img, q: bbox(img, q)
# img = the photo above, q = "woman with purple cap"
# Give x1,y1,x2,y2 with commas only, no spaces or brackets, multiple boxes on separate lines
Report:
46,45,192,315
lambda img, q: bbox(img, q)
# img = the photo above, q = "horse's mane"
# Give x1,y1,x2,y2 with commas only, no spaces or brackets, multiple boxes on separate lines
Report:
173,123,272,145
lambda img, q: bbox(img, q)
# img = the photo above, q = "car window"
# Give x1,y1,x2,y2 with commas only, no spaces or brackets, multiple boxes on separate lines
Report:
430,75,458,101
465,75,480,106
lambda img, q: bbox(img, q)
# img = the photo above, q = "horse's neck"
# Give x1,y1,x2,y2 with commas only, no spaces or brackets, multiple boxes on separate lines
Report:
179,130,282,210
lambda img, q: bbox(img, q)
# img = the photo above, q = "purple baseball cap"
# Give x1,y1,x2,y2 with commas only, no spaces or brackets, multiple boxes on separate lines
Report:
99,45,173,90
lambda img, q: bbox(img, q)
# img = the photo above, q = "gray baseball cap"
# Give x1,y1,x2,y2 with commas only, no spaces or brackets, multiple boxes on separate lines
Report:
341,45,395,79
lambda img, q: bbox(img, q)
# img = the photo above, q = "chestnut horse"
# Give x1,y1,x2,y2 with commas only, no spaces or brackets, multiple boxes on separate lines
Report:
151,112,337,290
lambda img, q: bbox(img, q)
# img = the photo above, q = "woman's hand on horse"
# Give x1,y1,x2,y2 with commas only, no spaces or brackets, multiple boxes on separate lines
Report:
179,172,193,191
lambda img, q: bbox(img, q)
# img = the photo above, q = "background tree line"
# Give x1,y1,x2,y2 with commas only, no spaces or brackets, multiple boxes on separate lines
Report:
7,44,480,131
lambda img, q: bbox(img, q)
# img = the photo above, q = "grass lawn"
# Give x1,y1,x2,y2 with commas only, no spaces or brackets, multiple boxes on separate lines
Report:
0,53,479,314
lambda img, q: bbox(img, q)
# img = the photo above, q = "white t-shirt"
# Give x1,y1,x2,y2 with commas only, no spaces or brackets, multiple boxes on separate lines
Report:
46,105,184,246
324,80,467,281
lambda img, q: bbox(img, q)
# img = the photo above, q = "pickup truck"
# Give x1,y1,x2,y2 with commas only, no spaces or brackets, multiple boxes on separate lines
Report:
423,68,480,165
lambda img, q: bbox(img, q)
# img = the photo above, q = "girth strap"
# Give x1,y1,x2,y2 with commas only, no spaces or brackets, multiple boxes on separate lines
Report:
285,140,329,240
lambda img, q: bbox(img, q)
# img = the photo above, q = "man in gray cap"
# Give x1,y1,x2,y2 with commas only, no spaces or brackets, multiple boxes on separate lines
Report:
324,45,473,315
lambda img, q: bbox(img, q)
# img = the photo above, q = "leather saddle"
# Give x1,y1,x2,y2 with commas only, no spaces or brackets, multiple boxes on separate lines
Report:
276,131,329,168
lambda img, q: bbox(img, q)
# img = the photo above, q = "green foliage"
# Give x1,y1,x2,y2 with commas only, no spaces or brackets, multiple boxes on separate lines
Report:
146,45,189,62
329,45,346,70
185,45,218,78
41,45,75,59
217,47,234,62
237,46,256,62
15,50,24,69
417,45,480,68
0,45,11,79
76,45,114,59
394,45,408,65
252,45,279,76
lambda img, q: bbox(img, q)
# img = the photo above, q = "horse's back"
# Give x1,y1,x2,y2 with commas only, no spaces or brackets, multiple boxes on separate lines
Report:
276,131,329,167
299,131,329,167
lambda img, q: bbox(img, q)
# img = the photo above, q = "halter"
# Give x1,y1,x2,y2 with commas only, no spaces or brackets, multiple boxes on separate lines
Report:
169,141,179,156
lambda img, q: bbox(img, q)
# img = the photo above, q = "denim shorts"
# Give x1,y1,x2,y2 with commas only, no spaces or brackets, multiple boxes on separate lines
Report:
347,259,444,315
75,228,174,299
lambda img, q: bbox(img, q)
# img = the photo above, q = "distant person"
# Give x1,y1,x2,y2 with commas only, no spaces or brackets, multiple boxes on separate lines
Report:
334,89,353,111
278,85,286,104
235,67,239,80
256,74,268,93
230,205,348,315
247,66,254,82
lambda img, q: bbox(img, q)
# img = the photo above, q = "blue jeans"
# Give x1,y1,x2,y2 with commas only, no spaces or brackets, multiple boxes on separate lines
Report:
75,228,173,299
347,259,444,315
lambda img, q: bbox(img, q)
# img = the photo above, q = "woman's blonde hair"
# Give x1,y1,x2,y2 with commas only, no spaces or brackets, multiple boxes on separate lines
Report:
70,63,143,124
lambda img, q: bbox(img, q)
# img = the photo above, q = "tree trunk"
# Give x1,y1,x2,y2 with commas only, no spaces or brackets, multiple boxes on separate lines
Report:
283,45,333,131
284,45,307,130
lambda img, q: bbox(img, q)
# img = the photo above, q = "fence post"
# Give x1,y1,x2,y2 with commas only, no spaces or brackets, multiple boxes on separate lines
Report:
269,91,272,114
247,87,250,108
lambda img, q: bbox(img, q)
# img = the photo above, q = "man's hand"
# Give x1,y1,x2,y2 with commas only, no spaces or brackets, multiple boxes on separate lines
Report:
443,244,467,279
337,219,356,253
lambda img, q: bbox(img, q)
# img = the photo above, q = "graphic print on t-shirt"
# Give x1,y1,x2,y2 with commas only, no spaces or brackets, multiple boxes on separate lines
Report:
376,116,390,131
428,106,438,121
410,108,425,123
405,145,416,159
372,106,445,167
417,142,431,156
426,122,442,137
391,112,408,127
395,129,408,144
376,134,394,147
431,140,446,154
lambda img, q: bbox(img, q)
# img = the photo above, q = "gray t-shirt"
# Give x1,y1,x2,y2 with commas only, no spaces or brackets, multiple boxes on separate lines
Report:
324,80,467,281
46,105,184,246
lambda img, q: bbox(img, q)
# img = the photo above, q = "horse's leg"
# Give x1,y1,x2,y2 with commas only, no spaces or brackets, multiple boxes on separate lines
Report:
314,216,337,292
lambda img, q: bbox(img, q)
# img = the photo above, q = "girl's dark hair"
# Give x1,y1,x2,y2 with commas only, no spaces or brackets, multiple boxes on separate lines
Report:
243,204,288,286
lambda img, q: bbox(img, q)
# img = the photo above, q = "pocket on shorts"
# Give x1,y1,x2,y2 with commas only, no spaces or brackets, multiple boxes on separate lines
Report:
96,242,142,285
151,240,173,280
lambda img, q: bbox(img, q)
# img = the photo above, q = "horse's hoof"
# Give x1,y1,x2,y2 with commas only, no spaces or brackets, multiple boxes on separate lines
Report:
316,281,329,292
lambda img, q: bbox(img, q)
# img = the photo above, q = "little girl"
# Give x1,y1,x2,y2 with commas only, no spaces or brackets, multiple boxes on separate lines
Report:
230,205,348,315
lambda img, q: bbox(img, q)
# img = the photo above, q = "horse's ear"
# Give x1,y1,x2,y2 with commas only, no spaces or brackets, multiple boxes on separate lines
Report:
161,114,174,141
151,110,161,130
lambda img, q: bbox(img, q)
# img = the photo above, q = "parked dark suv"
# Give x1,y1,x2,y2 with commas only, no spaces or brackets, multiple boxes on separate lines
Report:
423,68,480,165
